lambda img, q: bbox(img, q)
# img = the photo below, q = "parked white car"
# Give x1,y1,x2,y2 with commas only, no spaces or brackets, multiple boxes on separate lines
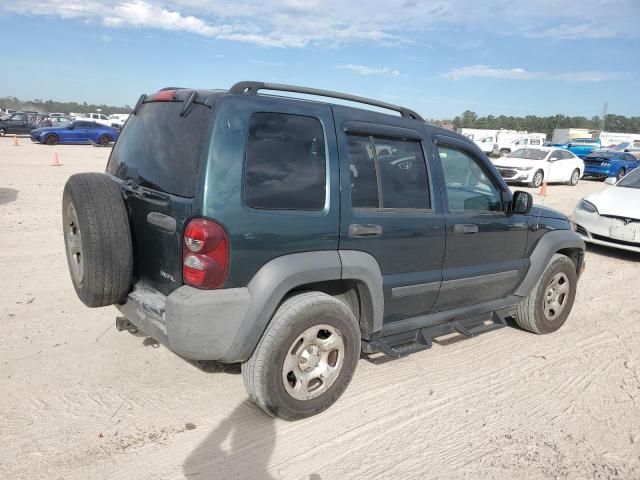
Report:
492,147,584,188
572,169,640,253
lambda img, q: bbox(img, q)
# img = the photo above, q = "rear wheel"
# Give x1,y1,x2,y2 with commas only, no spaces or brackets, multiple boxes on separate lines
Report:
568,168,580,186
45,134,58,145
0,128,6,136
99,134,111,145
62,173,133,307
243,292,360,420
529,170,544,188
514,254,577,334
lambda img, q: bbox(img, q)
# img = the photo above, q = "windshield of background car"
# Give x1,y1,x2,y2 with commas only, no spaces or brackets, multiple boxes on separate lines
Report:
613,142,630,151
616,169,640,189
107,101,212,197
507,148,548,160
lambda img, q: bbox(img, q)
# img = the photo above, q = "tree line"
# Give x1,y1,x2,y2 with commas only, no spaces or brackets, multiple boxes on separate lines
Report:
429,110,640,137
0,96,132,115
2,96,639,137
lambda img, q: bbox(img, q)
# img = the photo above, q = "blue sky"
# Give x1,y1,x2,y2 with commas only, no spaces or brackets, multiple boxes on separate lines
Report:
1,0,638,119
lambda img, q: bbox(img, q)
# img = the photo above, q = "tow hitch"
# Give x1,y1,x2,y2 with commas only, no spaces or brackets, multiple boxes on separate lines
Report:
116,316,138,334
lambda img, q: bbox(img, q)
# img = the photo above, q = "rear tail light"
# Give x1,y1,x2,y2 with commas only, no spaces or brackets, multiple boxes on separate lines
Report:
182,219,228,289
151,89,176,101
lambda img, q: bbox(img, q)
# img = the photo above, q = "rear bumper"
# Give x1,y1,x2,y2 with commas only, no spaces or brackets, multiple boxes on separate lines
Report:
116,282,251,361
584,166,613,178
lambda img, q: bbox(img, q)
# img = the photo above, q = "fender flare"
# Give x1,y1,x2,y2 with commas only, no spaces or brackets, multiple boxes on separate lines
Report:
222,250,384,363
514,229,585,297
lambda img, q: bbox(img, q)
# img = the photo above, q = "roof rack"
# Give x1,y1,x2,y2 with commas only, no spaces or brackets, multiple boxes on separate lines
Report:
229,81,424,122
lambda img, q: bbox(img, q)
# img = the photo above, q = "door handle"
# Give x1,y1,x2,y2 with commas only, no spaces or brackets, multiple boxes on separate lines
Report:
349,224,382,238
453,224,479,234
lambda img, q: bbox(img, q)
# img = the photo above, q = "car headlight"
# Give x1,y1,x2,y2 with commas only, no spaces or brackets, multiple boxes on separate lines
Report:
577,199,599,214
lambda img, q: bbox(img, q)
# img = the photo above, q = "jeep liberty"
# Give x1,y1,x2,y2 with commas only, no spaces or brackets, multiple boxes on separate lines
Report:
62,82,585,420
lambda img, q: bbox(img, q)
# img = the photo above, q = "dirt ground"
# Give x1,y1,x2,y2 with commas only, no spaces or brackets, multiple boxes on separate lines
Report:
1,136,639,480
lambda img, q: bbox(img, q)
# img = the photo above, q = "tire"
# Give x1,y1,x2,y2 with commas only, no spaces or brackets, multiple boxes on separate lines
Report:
45,134,58,145
529,170,544,188
242,292,360,421
617,168,626,181
99,134,111,145
499,149,510,157
568,168,580,186
514,254,577,334
62,173,133,308
0,128,6,137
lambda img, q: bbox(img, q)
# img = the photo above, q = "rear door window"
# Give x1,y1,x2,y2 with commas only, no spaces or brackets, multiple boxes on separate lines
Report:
244,112,326,210
347,134,430,210
107,101,212,197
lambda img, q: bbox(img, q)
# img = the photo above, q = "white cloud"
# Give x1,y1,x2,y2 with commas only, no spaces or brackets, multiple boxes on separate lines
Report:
2,0,639,48
338,64,402,77
442,65,624,82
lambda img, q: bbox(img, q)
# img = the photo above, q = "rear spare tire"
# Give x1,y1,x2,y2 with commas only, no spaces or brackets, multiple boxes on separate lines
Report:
62,173,132,307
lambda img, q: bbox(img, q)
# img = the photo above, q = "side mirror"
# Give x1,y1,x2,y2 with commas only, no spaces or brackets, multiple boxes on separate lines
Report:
512,191,533,215
604,177,617,185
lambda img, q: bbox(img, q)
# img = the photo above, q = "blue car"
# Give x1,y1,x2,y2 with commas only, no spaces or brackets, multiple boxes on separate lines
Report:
583,150,640,180
553,138,601,158
30,121,119,145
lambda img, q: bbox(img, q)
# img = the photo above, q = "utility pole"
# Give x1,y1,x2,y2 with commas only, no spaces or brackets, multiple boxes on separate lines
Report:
600,102,608,132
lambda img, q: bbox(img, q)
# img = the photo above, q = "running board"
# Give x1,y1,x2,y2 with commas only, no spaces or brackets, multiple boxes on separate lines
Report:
364,312,507,359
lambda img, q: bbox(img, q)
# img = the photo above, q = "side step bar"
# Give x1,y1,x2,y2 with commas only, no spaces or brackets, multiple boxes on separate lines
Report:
364,311,507,359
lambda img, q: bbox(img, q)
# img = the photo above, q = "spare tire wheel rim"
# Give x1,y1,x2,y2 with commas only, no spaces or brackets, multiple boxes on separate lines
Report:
543,272,570,321
65,202,84,284
282,324,345,401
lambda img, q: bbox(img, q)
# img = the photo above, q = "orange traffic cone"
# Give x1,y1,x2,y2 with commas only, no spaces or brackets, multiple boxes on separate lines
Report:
51,152,62,167
13,134,19,146
539,180,547,196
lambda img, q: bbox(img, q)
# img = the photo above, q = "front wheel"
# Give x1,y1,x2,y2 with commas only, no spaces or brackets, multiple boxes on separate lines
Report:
499,149,510,157
568,168,580,186
616,168,626,181
242,292,360,420
98,134,111,145
0,128,6,137
514,254,578,334
529,170,544,188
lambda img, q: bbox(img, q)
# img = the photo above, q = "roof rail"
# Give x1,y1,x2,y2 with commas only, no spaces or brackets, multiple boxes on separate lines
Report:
229,81,424,122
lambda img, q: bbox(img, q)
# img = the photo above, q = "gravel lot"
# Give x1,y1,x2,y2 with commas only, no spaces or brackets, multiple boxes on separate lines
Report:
1,137,639,480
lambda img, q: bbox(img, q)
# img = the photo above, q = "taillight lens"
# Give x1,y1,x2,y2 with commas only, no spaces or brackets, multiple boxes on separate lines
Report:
151,89,176,101
182,219,228,289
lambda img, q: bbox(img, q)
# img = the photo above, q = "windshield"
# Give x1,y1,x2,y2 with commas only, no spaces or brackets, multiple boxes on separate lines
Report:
612,142,630,151
616,168,640,189
507,148,548,160
107,101,212,197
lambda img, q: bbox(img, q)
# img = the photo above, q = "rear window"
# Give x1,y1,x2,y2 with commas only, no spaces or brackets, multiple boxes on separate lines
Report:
107,101,212,197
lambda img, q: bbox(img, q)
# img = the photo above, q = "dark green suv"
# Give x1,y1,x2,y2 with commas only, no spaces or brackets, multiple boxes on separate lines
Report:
63,82,585,420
